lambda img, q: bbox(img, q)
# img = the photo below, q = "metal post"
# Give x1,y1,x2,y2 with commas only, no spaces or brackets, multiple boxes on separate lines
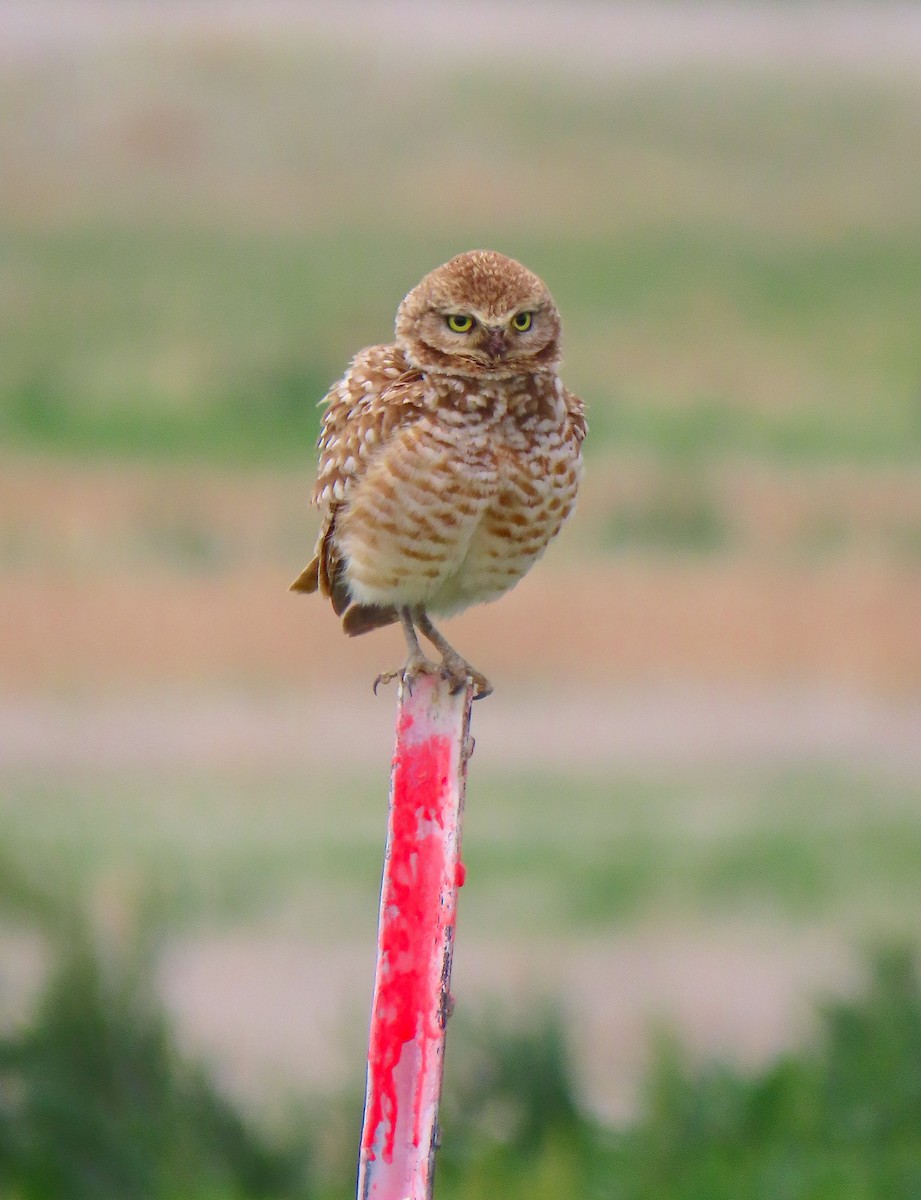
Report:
356,672,474,1200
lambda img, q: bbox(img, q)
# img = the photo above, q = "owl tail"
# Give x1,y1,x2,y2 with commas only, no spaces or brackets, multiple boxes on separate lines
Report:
288,557,320,594
342,603,399,637
289,553,395,636
289,552,349,612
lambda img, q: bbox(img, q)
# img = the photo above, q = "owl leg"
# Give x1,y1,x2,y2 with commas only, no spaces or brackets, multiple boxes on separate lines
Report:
372,606,442,695
413,609,493,700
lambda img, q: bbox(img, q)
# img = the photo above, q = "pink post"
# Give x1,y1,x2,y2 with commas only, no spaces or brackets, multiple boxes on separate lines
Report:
356,672,474,1200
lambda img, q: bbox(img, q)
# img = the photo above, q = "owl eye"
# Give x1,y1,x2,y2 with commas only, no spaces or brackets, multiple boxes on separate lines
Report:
446,314,475,333
512,312,533,332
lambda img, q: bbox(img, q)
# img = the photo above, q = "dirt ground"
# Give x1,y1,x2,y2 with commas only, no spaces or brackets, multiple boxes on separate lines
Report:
161,922,859,1123
2,456,919,695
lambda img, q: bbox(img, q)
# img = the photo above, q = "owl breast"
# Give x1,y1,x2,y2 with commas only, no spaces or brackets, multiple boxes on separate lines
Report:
334,373,582,617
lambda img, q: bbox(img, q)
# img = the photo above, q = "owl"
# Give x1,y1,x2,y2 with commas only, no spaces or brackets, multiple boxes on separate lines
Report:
290,249,586,698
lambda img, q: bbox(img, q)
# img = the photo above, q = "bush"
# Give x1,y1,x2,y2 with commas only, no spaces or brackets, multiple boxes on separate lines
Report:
0,878,308,1200
3,861,921,1200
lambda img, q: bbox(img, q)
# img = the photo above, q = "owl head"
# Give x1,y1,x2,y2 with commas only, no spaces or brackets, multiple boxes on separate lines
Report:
395,250,562,378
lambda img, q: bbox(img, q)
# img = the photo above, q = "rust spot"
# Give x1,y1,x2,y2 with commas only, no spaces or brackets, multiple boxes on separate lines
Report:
416,519,455,545
375,477,398,503
401,544,447,563
370,519,401,538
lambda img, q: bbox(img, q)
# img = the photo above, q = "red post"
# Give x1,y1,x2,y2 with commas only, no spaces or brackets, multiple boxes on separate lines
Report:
356,673,474,1200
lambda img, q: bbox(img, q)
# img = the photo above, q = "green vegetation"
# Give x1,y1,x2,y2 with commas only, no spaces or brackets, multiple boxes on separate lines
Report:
0,869,307,1200
3,872,921,1199
3,765,920,935
440,952,921,1199
602,475,730,554
2,45,921,465
5,224,921,465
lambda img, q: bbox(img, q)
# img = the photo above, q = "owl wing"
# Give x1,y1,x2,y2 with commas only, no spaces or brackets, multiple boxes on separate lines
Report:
289,343,425,629
563,385,588,445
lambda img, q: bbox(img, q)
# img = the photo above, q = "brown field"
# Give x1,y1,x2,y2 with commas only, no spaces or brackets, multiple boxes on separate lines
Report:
2,455,918,694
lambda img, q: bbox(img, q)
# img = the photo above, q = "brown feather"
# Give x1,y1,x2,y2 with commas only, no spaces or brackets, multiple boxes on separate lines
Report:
289,557,319,593
316,512,352,616
328,562,351,617
342,603,399,637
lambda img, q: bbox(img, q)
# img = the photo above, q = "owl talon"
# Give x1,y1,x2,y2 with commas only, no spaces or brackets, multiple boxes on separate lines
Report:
402,653,443,692
439,655,493,701
372,669,401,695
470,675,494,700
375,651,448,698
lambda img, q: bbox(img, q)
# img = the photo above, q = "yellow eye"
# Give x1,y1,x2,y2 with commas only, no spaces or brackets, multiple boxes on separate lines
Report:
446,314,475,333
512,312,533,332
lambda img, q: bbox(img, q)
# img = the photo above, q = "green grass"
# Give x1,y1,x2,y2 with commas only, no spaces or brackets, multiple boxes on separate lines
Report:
0,867,309,1200
4,226,921,466
3,764,920,935
2,42,921,466
602,474,730,554
3,866,921,1200
435,952,921,1199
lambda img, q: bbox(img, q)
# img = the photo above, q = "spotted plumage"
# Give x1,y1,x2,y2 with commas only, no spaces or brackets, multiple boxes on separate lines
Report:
290,249,586,697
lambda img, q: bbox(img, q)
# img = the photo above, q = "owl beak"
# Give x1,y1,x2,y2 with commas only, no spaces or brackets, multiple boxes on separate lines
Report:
483,327,508,359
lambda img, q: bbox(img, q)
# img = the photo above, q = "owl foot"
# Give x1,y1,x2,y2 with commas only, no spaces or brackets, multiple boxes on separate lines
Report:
373,607,493,700
372,654,491,700
373,651,443,697
439,652,493,701
410,609,493,700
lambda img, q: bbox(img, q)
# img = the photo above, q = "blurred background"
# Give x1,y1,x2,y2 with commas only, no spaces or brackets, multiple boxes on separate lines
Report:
2,2,921,1196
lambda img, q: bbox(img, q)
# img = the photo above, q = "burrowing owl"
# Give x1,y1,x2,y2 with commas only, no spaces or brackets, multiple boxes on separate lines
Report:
290,249,586,698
